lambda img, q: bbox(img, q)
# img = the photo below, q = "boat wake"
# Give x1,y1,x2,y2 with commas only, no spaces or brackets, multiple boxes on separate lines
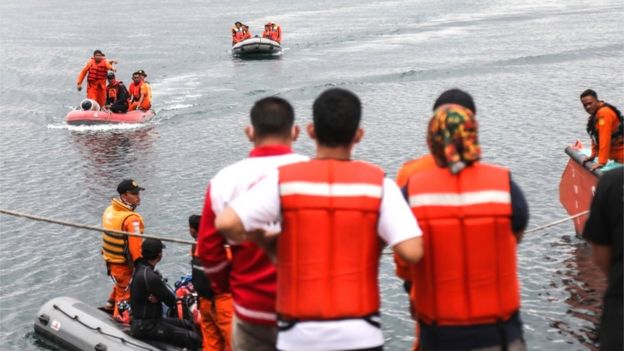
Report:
47,123,150,132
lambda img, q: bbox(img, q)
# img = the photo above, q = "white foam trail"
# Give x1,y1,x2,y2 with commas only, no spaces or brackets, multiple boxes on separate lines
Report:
47,123,148,132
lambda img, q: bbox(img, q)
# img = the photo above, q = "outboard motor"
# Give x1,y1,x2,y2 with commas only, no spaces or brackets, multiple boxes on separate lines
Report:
80,99,100,111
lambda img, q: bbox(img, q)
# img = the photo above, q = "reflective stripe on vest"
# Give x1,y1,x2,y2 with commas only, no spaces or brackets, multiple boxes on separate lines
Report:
277,159,384,320
88,59,108,82
407,162,519,326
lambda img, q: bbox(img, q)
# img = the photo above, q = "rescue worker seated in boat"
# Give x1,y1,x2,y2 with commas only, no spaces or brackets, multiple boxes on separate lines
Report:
232,21,245,45
130,238,202,350
104,71,129,113
242,24,252,41
580,89,624,170
261,22,282,43
135,69,152,109
128,71,152,112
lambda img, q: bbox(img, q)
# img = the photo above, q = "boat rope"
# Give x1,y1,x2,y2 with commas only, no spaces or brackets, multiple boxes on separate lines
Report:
52,304,155,351
523,210,589,235
0,208,589,248
0,208,194,246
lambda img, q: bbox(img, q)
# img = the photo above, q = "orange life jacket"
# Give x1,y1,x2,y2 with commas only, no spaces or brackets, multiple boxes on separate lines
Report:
87,59,109,82
407,162,520,326
232,27,244,43
128,81,143,101
277,159,385,320
102,198,145,264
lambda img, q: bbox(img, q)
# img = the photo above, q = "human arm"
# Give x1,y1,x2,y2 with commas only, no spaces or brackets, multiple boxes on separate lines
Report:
595,108,617,167
197,185,231,293
146,269,176,308
76,60,91,90
123,215,143,262
379,179,423,263
216,170,281,244
510,178,529,243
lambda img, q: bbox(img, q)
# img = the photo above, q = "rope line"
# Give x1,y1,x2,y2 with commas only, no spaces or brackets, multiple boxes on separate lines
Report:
0,208,589,247
0,208,194,246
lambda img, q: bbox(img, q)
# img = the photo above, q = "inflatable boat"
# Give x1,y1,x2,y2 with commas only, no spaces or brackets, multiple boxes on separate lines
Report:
559,142,623,235
34,296,183,351
231,37,282,57
66,109,155,126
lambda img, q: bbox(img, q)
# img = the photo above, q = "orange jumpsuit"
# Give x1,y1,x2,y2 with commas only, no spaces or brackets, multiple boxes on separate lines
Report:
589,103,624,165
128,81,152,111
77,58,113,108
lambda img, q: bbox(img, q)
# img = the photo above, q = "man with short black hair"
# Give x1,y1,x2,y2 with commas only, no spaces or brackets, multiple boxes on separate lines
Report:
580,89,624,169
131,238,201,350
215,88,423,351
101,179,145,321
197,96,307,350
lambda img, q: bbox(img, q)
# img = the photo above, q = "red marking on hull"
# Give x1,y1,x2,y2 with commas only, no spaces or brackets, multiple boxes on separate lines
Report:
559,158,597,235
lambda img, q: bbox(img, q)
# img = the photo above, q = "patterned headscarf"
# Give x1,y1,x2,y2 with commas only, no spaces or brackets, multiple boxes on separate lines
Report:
427,103,481,174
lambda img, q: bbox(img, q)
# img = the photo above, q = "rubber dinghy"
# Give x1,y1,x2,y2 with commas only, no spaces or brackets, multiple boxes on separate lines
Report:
65,109,155,126
34,296,184,351
231,37,282,57
559,142,623,235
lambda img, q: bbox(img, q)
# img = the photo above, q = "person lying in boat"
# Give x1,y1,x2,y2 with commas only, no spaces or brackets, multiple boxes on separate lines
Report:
580,89,624,170
262,22,281,43
104,71,129,113
130,238,202,350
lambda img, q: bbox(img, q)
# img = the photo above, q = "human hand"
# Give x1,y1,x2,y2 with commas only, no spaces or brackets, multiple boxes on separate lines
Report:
77,85,82,92
590,163,604,171
581,156,594,165
148,294,159,303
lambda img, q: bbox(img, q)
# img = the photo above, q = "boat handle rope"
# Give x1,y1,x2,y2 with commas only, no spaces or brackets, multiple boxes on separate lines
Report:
0,208,194,246
0,208,589,248
51,304,155,351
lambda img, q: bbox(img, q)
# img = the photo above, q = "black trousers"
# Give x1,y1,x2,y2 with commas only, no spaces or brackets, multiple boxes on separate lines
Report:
109,101,128,113
132,317,201,350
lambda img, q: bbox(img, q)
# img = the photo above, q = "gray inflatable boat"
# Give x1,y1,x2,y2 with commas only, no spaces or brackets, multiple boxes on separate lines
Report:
33,296,183,351
231,37,282,57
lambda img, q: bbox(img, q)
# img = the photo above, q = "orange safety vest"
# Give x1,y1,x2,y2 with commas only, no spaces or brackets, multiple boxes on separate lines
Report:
406,162,519,326
128,81,143,101
232,27,244,42
87,59,109,83
102,198,145,264
277,159,385,320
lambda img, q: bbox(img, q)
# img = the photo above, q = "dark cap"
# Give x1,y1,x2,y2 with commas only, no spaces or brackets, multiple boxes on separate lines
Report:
433,89,476,114
117,179,145,195
142,238,165,260
107,70,115,78
136,69,147,78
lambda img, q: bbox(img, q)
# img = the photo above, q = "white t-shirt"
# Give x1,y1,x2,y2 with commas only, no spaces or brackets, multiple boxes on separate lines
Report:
230,166,422,350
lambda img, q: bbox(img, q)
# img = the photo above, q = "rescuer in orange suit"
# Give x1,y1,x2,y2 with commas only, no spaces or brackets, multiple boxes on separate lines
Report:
77,50,117,109
262,22,281,43
102,179,145,322
241,25,252,41
128,71,151,111
402,89,530,351
232,22,245,45
580,89,624,170
188,214,233,351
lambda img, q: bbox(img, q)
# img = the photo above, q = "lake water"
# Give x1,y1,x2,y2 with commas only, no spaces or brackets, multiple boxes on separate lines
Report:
1,0,623,349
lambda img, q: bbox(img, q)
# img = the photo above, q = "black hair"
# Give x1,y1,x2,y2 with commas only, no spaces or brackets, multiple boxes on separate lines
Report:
235,21,242,26
432,89,476,114
250,97,295,139
93,49,104,56
580,89,598,100
312,88,361,147
189,215,201,231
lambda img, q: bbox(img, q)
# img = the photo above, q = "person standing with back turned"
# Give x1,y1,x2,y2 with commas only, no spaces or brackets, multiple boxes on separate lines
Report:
582,167,623,351
404,89,529,351
197,96,307,350
215,88,424,351
101,179,145,321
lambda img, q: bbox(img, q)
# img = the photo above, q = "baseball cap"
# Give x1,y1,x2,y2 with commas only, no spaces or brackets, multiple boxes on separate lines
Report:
142,238,166,260
432,89,476,114
136,69,147,78
117,179,145,195
107,70,115,78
